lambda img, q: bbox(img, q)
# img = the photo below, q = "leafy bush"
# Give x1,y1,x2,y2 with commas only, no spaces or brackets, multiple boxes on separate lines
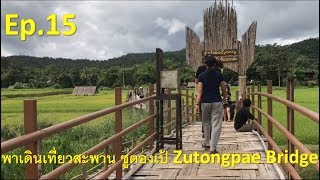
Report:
308,80,318,88
53,83,62,89
13,82,28,89
1,125,23,142
38,121,53,129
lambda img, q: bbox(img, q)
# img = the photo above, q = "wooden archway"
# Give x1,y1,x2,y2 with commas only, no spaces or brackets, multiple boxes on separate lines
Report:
186,0,257,99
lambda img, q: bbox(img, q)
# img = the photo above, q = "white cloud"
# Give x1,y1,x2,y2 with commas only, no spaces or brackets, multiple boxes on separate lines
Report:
1,1,319,60
260,36,317,46
154,17,186,35
1,46,11,56
194,21,203,33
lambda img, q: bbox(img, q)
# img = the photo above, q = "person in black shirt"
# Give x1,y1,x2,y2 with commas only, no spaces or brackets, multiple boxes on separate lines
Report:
195,65,207,83
216,60,223,73
195,62,207,138
223,84,232,121
234,99,257,132
196,54,227,154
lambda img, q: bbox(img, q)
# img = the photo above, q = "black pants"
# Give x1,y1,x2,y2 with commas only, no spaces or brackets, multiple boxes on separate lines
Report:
236,124,257,132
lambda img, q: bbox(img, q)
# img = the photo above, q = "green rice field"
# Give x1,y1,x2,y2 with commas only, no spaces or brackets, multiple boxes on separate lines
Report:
1,86,319,179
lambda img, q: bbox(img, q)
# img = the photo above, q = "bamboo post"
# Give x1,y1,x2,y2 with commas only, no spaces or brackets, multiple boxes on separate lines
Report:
286,79,295,178
191,93,194,123
148,84,155,150
235,90,240,111
167,89,172,134
124,146,130,174
114,87,122,179
267,80,273,150
246,87,251,124
186,89,189,122
155,48,164,151
251,85,255,117
241,90,246,110
258,83,262,135
81,164,87,180
246,87,251,99
24,100,39,180
182,98,184,122
235,91,239,105
238,76,247,100
131,138,136,150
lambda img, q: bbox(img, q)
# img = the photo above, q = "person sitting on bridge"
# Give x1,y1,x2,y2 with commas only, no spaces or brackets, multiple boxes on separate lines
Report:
229,101,236,121
196,54,227,154
234,99,257,132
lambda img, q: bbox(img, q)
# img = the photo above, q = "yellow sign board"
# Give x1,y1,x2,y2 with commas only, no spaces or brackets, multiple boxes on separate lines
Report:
203,49,238,62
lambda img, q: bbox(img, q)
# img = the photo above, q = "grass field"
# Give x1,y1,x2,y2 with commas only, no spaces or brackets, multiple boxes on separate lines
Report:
1,88,151,179
1,86,319,179
1,88,72,96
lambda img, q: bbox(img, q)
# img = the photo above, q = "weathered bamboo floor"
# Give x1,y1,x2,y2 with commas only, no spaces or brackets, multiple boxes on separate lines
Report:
128,122,285,179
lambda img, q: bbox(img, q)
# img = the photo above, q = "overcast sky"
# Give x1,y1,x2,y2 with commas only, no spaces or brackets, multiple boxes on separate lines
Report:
1,1,319,60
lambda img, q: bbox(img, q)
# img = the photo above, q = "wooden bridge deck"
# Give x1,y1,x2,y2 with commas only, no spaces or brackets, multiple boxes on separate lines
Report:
127,122,285,179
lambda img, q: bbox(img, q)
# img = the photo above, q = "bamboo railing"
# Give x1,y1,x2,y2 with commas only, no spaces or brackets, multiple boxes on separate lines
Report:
1,85,195,179
243,79,319,179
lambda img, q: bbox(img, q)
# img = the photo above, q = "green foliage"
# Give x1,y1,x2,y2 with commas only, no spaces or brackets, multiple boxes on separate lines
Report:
287,37,319,61
1,38,318,88
1,124,23,141
0,50,192,88
53,83,62,89
248,38,319,86
1,105,149,179
13,82,28,89
56,73,72,88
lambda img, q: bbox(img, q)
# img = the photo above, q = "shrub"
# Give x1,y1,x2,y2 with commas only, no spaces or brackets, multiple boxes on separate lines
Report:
53,83,62,89
13,82,28,89
308,80,318,88
1,125,23,142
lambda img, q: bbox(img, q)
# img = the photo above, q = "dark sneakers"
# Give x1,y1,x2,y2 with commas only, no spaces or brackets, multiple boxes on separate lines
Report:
210,150,219,154
202,143,210,149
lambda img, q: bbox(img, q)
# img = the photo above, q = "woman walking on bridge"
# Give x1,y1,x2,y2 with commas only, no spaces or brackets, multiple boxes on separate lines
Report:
195,54,227,154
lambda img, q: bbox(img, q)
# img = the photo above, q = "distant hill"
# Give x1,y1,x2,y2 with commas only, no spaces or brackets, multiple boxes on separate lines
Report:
2,38,318,70
1,49,186,70
104,49,186,67
1,37,318,88
287,37,319,63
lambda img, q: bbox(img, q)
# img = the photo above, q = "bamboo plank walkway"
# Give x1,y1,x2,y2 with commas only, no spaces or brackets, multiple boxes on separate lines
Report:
128,122,285,179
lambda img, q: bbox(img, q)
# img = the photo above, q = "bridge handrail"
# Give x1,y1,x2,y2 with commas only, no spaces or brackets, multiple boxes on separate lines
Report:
92,111,195,179
251,105,319,172
252,120,301,179
1,95,156,154
241,80,319,178
1,85,195,179
249,92,319,123
94,133,156,179
41,94,192,179
40,114,157,179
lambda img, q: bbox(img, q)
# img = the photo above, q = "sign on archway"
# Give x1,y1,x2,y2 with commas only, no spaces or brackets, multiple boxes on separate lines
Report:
203,49,239,63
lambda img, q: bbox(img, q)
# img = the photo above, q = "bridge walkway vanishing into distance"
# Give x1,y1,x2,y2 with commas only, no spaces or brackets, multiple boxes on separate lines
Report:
1,79,319,180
